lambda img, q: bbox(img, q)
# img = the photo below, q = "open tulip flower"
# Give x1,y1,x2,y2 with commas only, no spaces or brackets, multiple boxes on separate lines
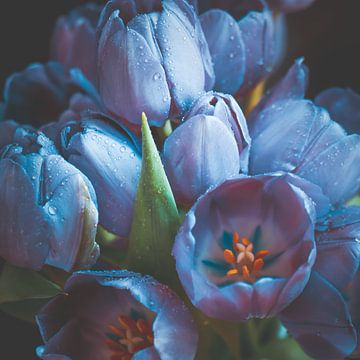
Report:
36,271,198,360
173,174,317,321
1,0,360,359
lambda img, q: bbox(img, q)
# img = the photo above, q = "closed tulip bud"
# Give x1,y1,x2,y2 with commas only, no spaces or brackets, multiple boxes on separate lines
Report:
163,114,241,206
2,62,99,127
97,0,215,127
51,3,102,84
0,124,99,271
58,119,141,247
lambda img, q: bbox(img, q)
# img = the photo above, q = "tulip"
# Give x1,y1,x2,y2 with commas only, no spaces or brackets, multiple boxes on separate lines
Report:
315,87,360,135
279,205,360,359
163,91,251,205
199,0,275,96
0,124,99,271
2,62,98,127
249,98,360,207
173,174,316,321
51,3,101,85
184,91,251,164
97,0,215,127
36,270,198,360
163,114,241,206
58,118,141,246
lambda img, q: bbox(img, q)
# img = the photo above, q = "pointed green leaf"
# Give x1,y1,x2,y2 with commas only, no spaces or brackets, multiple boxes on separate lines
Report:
0,263,61,304
347,194,360,206
126,113,180,285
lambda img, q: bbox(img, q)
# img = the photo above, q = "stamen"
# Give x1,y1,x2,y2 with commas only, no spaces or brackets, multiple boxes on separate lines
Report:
106,314,154,358
224,249,236,263
223,230,269,282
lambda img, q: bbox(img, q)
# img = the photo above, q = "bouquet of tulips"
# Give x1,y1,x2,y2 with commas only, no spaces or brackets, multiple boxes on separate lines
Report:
1,0,359,359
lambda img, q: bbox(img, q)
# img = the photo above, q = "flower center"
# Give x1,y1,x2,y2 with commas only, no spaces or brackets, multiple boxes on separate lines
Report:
223,232,269,282
106,315,154,360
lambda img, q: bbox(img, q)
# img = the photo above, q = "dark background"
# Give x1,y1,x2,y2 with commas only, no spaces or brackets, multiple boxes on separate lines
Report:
0,0,359,359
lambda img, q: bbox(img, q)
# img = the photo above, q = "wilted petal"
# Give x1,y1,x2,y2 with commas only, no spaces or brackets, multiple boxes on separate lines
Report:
315,87,360,135
279,272,357,359
163,115,240,205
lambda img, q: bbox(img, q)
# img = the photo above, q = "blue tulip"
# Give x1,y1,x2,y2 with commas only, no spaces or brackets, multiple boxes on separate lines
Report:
0,123,99,271
36,270,198,360
2,62,99,127
51,3,101,85
249,97,360,207
58,118,141,247
97,0,215,127
173,173,317,321
163,91,251,205
279,205,360,359
315,87,360,135
266,0,316,13
199,0,276,96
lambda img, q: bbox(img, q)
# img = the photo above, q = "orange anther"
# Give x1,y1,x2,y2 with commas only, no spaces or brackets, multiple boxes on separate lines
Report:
242,237,251,246
224,249,236,264
109,325,125,338
253,258,265,272
106,339,124,352
227,268,239,276
255,250,269,259
242,265,250,278
232,232,240,248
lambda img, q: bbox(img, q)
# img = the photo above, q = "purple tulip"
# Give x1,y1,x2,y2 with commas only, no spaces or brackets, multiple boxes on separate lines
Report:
315,87,360,135
0,123,99,271
51,4,102,85
163,91,251,205
200,0,275,96
1,62,98,127
248,58,309,123
97,0,215,127
184,91,251,163
279,205,360,359
173,174,316,321
58,118,141,246
249,98,360,207
163,114,241,206
36,270,198,360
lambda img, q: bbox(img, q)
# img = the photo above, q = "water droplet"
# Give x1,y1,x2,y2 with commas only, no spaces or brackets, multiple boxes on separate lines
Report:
153,72,161,81
48,206,57,215
229,52,235,59
120,146,126,152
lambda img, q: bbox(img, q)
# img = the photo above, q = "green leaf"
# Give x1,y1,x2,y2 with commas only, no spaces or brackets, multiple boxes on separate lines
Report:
126,113,180,285
0,263,61,304
0,298,51,323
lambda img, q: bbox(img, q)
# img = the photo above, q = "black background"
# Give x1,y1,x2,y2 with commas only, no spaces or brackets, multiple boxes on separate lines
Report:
0,0,359,359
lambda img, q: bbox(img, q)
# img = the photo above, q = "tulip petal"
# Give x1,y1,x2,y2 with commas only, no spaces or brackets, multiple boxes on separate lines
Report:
200,9,245,94
296,135,360,206
163,115,240,205
60,120,140,241
98,11,170,126
156,3,207,115
0,159,50,270
315,87,360,135
279,272,357,359
250,58,309,123
237,7,274,96
315,206,360,292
